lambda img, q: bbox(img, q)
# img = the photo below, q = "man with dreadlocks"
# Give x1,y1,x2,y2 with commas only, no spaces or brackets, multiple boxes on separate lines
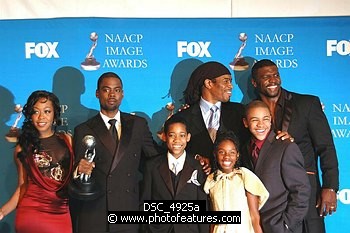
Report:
173,61,250,163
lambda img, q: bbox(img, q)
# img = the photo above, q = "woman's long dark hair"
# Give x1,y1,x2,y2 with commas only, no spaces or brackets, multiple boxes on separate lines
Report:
212,131,241,181
17,90,61,158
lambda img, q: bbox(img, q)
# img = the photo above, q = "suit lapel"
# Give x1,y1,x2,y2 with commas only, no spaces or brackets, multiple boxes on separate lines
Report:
242,143,254,171
281,90,293,132
110,113,133,172
88,115,115,156
219,103,229,132
191,104,207,133
159,158,175,197
191,104,214,143
255,132,275,173
175,157,195,196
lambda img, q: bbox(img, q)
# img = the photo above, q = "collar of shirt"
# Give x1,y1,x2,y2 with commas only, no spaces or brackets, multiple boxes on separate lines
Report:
167,151,187,173
251,137,266,151
100,111,121,130
199,97,221,128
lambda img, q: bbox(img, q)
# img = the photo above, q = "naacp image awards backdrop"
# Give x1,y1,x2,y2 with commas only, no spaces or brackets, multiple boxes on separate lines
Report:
0,16,349,232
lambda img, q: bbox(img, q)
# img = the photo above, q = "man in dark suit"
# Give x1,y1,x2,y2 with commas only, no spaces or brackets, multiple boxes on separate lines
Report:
241,100,311,233
141,116,208,233
71,72,162,233
251,59,339,233
174,61,250,162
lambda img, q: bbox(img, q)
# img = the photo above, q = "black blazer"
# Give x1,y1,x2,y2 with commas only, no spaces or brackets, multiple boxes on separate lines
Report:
174,101,249,161
274,89,339,190
242,131,311,233
71,113,161,233
141,153,208,233
267,89,339,222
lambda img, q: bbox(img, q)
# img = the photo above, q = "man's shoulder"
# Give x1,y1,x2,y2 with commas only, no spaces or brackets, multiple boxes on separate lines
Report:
267,131,293,150
121,111,148,123
285,89,320,102
171,105,200,125
272,137,294,148
74,114,100,130
222,101,245,107
221,101,245,115
175,101,244,113
145,154,165,168
272,137,303,160
174,103,200,115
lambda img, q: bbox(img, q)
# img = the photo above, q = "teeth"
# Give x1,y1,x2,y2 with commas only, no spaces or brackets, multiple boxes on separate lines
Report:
223,161,232,166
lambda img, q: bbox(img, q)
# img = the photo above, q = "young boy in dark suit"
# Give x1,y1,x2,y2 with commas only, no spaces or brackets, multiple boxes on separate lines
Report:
241,100,311,233
141,116,208,233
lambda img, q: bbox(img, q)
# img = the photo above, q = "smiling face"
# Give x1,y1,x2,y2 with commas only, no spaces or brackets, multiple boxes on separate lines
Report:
163,122,191,159
243,104,272,141
31,98,55,138
203,74,233,104
96,76,124,118
252,65,282,100
216,139,239,173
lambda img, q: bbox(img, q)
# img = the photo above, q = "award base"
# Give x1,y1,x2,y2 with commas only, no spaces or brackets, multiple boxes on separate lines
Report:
68,178,102,201
81,57,101,71
5,127,20,143
229,57,249,71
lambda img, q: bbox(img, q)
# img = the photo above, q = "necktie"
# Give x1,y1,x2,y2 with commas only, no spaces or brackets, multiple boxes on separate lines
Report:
108,119,118,142
252,143,260,167
172,162,178,176
208,105,219,142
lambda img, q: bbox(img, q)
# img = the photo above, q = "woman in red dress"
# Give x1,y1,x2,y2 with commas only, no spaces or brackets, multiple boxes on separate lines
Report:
0,90,74,233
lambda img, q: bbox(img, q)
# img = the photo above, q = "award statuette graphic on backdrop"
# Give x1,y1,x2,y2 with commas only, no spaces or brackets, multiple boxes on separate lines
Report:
68,135,101,200
5,104,23,143
165,102,175,120
229,33,249,71
156,102,175,140
81,32,101,71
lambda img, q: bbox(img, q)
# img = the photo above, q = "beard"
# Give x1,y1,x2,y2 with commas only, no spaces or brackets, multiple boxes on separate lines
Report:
261,83,281,98
100,102,119,112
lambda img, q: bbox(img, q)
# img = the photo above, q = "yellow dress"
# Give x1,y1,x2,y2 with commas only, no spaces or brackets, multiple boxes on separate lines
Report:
204,167,269,233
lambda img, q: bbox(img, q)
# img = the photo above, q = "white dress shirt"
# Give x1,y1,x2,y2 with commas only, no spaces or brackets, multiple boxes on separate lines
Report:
167,151,187,175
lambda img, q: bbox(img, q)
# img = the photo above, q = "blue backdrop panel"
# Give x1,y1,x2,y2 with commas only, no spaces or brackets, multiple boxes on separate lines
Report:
0,17,349,233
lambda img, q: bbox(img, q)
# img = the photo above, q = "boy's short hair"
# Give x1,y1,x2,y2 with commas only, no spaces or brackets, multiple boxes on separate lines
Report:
244,100,271,117
163,116,189,134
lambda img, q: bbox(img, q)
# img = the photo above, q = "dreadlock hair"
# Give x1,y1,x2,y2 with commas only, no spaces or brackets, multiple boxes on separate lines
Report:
212,131,241,181
183,61,231,105
17,90,61,158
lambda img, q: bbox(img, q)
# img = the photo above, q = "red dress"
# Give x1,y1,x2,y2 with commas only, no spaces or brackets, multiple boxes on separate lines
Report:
15,134,74,233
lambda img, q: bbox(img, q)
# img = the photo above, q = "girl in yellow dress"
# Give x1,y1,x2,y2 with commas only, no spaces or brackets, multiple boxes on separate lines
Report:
204,131,269,233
